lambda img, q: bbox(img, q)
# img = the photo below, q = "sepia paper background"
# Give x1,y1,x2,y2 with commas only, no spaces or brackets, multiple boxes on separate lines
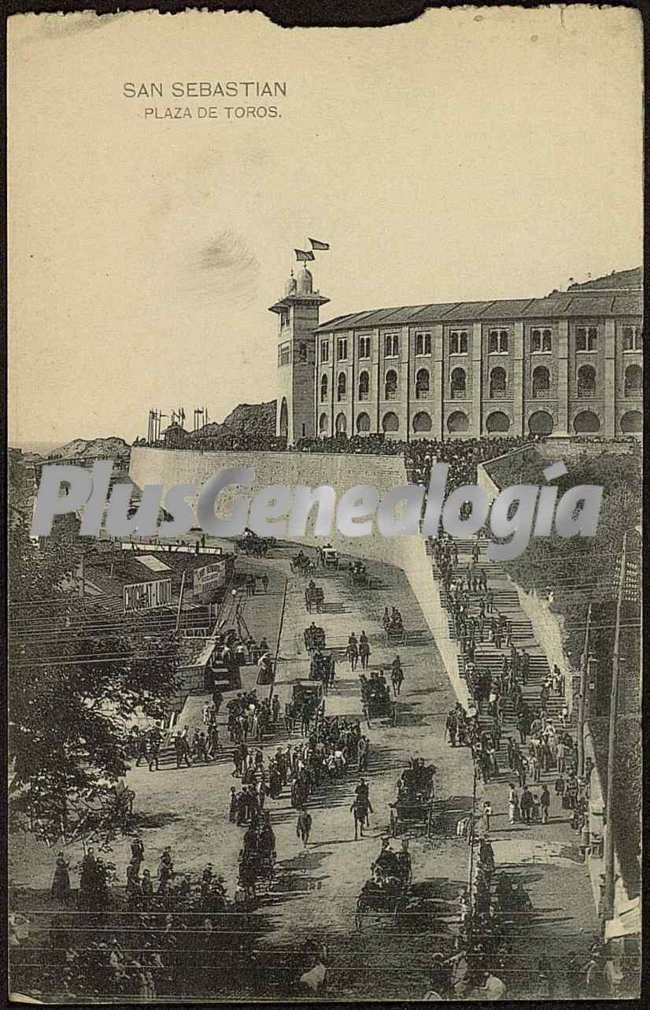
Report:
7,7,643,447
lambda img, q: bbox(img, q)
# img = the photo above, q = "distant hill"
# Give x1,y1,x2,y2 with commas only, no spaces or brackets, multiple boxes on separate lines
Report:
46,436,131,461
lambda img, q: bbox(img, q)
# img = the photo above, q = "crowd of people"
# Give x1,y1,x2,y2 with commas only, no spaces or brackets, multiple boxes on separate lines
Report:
36,842,252,999
226,690,280,746
212,628,274,680
293,432,537,495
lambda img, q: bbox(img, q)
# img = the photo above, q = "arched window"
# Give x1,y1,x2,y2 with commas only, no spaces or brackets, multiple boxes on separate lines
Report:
415,368,430,399
337,372,347,401
320,374,328,402
382,411,399,433
335,412,347,435
451,367,466,399
486,411,510,433
624,364,642,397
577,364,596,398
318,412,328,435
532,365,550,398
412,411,432,433
356,412,371,433
278,398,288,438
528,410,553,435
620,410,642,433
447,410,469,433
573,411,601,433
489,329,509,353
358,370,370,401
489,367,506,398
385,369,398,400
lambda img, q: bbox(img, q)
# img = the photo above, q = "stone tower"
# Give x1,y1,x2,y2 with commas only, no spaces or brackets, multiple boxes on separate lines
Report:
269,264,329,444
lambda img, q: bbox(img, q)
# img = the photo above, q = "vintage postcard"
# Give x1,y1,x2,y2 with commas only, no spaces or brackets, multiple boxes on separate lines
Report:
7,7,642,1002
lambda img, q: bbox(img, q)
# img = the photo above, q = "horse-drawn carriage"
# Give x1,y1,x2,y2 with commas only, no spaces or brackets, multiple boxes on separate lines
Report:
291,550,316,575
383,608,406,645
304,583,325,613
238,818,277,898
237,528,274,557
360,672,397,725
385,623,406,645
320,545,339,569
309,648,335,687
287,681,325,735
389,758,437,837
349,559,370,587
355,845,412,931
304,623,326,652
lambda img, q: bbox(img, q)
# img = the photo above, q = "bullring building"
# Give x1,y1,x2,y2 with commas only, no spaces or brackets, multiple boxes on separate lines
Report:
271,265,642,443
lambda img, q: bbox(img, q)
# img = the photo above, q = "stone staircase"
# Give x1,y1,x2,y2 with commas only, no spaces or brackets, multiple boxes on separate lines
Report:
432,536,569,770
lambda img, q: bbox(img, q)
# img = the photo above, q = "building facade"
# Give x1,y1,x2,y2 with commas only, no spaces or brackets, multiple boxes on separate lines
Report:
273,266,642,441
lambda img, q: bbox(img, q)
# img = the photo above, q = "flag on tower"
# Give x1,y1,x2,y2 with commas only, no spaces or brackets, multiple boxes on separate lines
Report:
295,249,315,261
309,238,330,250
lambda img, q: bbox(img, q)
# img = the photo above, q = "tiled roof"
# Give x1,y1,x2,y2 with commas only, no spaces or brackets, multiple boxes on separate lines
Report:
316,271,642,332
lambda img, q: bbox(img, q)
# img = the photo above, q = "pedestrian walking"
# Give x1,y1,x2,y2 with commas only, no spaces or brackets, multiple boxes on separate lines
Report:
507,784,519,825
147,729,161,771
391,656,404,696
357,735,370,772
346,634,359,672
174,732,191,769
296,807,312,847
529,752,541,784
540,785,550,824
520,785,533,824
51,852,72,903
130,834,145,870
135,733,148,768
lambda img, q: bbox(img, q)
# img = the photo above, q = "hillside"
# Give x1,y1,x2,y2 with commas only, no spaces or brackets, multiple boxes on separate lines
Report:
191,400,277,447
221,400,276,431
46,437,131,461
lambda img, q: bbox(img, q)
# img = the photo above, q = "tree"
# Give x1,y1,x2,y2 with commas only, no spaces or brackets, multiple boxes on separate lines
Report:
8,462,178,845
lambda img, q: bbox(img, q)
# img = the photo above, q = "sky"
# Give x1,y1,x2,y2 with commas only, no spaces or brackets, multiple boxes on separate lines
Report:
8,7,643,446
